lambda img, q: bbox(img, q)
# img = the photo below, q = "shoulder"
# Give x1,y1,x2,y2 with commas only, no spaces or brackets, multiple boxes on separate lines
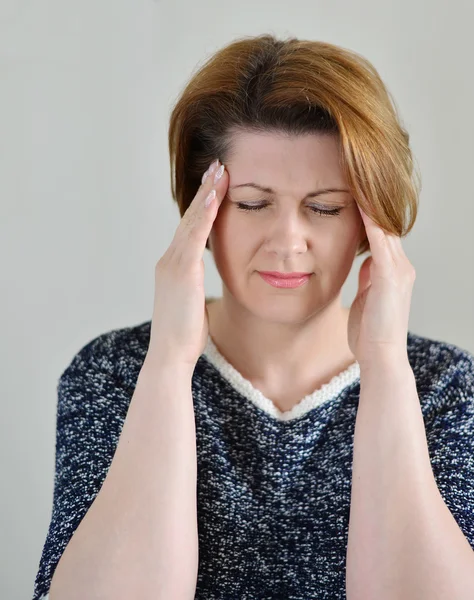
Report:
60,319,152,390
407,332,474,543
407,330,474,414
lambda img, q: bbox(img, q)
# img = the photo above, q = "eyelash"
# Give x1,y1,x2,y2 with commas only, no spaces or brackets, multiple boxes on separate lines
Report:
235,202,341,217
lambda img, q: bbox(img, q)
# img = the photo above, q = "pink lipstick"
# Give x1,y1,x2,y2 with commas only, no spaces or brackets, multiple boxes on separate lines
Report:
258,271,312,289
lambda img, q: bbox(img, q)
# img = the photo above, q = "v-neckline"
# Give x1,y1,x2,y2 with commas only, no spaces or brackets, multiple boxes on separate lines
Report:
201,333,360,422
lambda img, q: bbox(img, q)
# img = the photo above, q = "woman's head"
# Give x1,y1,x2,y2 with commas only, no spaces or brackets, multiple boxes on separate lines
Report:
168,34,420,322
207,130,366,323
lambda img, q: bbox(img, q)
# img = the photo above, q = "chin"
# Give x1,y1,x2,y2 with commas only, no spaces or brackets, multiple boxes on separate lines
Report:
242,292,323,325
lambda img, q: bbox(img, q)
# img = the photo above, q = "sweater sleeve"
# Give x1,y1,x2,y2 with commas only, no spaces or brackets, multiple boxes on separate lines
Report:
31,335,135,600
426,352,474,551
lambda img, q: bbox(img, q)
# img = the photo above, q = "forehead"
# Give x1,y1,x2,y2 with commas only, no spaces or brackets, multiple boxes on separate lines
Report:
226,130,344,186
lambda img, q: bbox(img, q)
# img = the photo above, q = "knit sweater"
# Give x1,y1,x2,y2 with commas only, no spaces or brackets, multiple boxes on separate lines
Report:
32,317,474,600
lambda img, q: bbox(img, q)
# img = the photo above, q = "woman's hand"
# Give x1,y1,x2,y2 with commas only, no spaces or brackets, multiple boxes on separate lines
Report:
147,159,228,370
347,204,416,370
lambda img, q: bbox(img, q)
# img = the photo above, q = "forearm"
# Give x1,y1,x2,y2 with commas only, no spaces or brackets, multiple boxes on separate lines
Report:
50,359,198,600
346,356,474,600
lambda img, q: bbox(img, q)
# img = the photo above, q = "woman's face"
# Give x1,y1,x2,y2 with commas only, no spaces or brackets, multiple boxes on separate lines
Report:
208,130,365,324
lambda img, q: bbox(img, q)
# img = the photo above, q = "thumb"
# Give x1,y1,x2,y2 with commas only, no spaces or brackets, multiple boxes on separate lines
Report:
351,256,372,318
358,256,372,296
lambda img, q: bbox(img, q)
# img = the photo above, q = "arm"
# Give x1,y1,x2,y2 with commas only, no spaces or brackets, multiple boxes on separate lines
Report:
33,338,199,600
346,356,474,600
49,358,198,600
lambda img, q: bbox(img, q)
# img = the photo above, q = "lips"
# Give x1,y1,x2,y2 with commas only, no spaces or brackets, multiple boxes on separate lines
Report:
258,271,312,279
258,272,311,289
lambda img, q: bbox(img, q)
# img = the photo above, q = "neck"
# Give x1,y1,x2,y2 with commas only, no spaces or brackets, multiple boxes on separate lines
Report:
206,294,355,388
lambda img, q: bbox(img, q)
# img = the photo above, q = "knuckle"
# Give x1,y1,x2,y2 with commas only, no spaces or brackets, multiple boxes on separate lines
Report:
155,256,168,274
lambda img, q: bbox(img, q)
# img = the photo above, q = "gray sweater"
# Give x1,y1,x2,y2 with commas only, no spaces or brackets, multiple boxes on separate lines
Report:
33,319,474,599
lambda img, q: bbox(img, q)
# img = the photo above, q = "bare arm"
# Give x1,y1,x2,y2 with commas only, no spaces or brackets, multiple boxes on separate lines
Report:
346,358,474,600
49,358,198,600
45,157,227,600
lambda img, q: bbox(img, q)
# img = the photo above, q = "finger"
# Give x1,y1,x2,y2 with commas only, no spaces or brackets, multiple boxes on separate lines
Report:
386,233,416,280
180,161,225,241
358,256,372,293
358,200,406,259
181,159,220,227
357,204,395,270
171,161,228,262
386,232,409,262
165,161,221,263
385,232,403,256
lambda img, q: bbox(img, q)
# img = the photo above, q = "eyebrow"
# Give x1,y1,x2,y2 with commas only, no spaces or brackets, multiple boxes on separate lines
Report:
228,183,350,200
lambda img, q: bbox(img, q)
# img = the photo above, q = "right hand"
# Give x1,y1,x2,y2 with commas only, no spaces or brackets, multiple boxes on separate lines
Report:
147,159,229,370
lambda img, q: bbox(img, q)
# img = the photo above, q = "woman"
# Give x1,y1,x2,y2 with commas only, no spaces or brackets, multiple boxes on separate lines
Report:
33,34,474,600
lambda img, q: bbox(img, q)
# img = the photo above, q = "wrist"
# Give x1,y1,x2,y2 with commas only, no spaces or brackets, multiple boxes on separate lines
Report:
358,347,412,378
141,351,196,382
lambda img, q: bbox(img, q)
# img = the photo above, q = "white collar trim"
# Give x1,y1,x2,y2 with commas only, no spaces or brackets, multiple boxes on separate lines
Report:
202,334,360,422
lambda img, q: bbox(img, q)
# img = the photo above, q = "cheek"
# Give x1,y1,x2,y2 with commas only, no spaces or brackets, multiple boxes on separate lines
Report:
208,208,228,250
213,211,255,250
312,222,361,264
345,219,365,250
208,213,244,272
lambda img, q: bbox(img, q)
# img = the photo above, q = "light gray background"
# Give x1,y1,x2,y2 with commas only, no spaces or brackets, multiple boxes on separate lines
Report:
1,0,473,597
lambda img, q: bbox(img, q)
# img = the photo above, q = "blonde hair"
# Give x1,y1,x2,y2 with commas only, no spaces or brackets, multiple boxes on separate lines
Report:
168,33,421,254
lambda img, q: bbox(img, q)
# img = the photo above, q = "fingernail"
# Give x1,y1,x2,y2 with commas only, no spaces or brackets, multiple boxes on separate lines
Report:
209,159,220,174
202,159,220,184
205,189,216,208
213,164,225,183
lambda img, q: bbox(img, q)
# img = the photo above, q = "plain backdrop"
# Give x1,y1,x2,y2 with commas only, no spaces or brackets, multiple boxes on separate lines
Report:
1,0,473,597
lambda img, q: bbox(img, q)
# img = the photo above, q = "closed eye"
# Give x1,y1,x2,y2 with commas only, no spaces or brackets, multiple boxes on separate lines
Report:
235,202,342,217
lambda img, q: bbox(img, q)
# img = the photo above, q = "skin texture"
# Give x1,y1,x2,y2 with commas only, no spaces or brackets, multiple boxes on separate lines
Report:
206,130,366,410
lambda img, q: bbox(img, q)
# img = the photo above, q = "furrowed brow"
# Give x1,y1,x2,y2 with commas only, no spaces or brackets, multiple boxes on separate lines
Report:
228,183,350,200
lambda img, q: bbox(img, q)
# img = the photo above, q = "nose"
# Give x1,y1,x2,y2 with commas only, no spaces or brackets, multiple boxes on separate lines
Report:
263,211,308,258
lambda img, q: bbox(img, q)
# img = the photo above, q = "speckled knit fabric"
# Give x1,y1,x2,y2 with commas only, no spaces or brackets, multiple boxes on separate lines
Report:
33,319,474,600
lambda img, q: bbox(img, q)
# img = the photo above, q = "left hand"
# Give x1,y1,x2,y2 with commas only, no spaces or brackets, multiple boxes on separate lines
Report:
347,203,416,369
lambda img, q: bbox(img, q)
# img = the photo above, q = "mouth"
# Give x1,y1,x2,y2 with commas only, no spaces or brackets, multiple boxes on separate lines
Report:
258,271,312,279
258,271,312,289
